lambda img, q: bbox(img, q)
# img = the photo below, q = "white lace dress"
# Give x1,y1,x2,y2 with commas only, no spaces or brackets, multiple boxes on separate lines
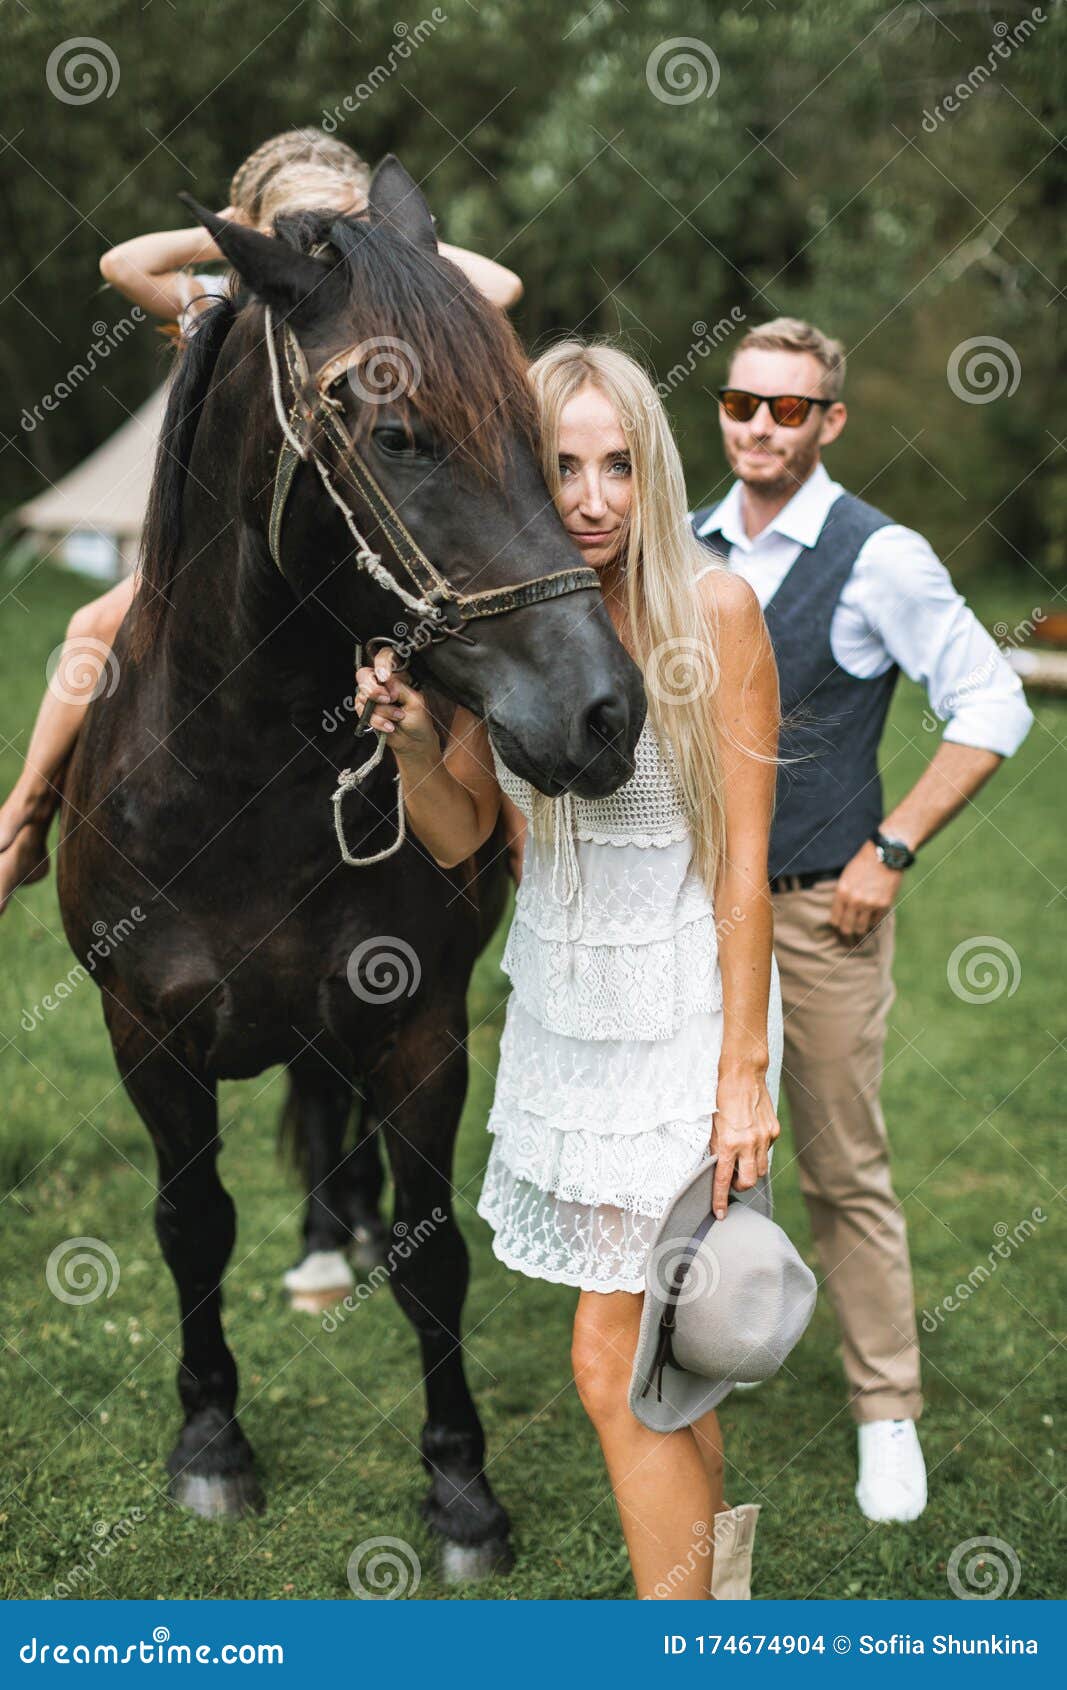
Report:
478,595,785,1294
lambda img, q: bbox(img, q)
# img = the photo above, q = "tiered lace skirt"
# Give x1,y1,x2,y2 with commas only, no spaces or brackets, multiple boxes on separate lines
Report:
477,830,785,1293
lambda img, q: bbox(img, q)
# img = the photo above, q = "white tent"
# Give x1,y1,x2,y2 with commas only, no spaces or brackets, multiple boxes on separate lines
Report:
14,384,168,581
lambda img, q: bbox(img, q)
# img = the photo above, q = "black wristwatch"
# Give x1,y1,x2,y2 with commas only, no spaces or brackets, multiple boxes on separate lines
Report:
871,829,916,871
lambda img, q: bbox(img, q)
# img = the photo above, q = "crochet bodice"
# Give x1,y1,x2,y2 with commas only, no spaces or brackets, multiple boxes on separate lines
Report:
490,714,690,849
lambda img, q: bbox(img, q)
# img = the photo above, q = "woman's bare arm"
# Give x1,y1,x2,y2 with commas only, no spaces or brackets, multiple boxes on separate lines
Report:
702,570,782,1217
355,653,501,868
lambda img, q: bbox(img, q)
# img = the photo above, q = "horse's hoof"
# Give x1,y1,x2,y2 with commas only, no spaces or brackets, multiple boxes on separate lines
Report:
283,1249,354,1312
169,1470,265,1520
350,1224,389,1273
440,1537,514,1584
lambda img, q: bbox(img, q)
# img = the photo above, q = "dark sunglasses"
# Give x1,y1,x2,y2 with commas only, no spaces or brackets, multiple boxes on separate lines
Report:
718,388,833,428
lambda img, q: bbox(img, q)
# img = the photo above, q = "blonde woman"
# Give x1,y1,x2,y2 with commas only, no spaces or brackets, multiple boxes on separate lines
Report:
354,341,784,1600
0,130,522,911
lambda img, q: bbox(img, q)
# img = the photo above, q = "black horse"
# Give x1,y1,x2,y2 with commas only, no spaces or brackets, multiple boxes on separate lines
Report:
56,158,644,1576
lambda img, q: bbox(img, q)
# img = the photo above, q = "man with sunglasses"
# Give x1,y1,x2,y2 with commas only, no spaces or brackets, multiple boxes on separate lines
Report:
692,317,1033,1525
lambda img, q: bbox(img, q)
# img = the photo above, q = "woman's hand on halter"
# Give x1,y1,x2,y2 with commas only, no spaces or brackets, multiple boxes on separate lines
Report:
353,648,438,762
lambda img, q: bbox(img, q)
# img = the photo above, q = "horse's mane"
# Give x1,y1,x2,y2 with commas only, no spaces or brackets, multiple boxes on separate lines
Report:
128,294,237,663
278,208,537,480
128,212,536,664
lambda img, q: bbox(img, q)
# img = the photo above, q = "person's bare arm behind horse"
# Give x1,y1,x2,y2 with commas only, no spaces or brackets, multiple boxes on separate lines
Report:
0,209,245,913
354,648,501,869
99,214,234,324
437,242,523,310
0,575,139,911
100,217,523,320
0,207,523,913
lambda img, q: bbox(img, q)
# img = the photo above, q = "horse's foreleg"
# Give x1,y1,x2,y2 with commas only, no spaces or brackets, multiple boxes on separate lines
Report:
117,1035,262,1519
370,1003,512,1581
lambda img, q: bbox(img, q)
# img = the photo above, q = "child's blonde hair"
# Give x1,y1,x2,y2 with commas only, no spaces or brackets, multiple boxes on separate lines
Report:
230,129,370,229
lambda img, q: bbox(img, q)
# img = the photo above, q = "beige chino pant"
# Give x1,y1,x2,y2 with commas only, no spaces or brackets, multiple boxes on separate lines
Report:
770,879,923,1423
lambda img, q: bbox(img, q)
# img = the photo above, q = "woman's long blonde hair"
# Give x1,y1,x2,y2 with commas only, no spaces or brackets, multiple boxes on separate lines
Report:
527,340,772,898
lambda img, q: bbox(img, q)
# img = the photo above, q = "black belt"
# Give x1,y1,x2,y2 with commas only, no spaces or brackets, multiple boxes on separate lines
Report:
769,867,844,894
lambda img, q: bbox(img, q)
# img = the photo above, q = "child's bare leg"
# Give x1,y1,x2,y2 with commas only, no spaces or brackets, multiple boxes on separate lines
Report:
572,1288,716,1599
0,576,136,908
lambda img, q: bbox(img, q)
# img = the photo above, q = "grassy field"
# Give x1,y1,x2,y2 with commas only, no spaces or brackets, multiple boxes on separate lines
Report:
0,562,1063,1602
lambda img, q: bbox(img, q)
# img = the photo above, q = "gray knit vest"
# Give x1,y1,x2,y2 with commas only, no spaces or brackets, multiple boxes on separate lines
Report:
692,492,899,880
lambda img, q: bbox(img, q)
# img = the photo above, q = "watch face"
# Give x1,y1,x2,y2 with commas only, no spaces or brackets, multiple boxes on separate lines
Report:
878,837,911,869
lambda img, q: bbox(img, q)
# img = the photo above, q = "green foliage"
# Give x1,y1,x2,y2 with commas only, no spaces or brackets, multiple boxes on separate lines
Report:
1,2,1064,573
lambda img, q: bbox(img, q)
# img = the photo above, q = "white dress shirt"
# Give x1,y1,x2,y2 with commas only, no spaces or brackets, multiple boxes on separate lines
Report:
694,462,1033,758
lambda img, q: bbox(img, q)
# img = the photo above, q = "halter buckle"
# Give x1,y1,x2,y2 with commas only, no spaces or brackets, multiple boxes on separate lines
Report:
427,595,476,644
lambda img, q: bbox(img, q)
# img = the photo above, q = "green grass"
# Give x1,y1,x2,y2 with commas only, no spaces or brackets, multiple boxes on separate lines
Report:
0,562,1063,1601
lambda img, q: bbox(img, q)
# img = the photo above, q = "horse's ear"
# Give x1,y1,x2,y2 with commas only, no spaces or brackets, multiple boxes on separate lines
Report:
366,155,438,253
178,194,334,319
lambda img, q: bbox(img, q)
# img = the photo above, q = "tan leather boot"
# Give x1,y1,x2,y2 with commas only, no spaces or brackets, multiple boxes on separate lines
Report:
710,1503,760,1600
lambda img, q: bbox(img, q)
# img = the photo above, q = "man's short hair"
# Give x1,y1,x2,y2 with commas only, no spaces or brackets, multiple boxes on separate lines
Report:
729,316,847,400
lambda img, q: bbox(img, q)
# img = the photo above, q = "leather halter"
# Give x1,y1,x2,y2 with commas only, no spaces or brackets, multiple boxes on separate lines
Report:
264,307,599,669
261,307,600,868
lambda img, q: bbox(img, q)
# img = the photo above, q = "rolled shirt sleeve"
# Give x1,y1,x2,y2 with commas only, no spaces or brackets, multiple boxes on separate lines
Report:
848,525,1034,757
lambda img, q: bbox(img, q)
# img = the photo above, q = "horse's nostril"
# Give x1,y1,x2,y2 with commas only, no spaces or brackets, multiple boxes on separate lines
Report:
586,696,628,748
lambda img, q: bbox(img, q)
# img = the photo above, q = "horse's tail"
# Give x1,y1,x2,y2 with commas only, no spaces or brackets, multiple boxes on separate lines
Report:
276,1070,388,1251
275,1072,310,1182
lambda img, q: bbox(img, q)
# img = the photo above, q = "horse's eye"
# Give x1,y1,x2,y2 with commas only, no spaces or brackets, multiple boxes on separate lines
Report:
372,427,434,463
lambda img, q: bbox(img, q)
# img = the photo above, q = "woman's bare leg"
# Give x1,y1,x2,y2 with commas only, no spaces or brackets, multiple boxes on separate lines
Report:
0,575,137,911
693,1403,762,1599
692,1405,726,1507
572,1287,718,1598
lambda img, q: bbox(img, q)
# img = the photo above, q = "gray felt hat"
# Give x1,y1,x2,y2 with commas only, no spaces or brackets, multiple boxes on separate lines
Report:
629,1159,817,1434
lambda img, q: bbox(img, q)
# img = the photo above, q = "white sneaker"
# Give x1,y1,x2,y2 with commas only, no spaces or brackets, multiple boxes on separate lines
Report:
855,1418,927,1522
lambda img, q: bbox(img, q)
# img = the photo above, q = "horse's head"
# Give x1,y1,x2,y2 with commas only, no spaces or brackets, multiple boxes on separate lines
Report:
180,158,644,798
